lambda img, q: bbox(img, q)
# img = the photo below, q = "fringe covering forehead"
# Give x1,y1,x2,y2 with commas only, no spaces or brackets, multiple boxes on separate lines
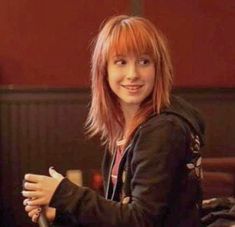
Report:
104,18,157,59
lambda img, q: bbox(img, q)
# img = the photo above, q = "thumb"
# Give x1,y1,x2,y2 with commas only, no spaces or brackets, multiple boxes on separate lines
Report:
49,167,64,181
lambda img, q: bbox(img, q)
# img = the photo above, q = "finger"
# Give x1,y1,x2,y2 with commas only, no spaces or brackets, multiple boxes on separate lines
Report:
27,197,46,206
24,173,44,183
25,205,41,212
23,198,30,206
49,167,64,180
28,207,41,218
24,182,39,191
32,213,40,223
22,190,42,198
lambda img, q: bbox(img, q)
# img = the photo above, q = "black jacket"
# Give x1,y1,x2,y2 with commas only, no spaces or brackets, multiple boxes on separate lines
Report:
50,96,205,227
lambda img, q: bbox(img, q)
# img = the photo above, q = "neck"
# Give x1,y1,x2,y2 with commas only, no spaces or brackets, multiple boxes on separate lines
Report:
121,104,140,137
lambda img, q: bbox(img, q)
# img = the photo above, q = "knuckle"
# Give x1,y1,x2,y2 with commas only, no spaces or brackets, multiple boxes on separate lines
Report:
35,183,40,190
41,175,46,181
30,200,35,206
37,182,42,189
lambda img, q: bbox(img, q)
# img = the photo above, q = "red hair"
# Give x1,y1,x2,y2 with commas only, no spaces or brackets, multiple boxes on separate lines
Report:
86,15,173,151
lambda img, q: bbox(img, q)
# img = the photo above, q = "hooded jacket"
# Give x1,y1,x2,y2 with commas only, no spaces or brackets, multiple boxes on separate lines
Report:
50,95,205,227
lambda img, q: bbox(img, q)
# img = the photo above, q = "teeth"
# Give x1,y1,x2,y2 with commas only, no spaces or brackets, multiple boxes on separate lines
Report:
123,85,142,90
127,87,138,90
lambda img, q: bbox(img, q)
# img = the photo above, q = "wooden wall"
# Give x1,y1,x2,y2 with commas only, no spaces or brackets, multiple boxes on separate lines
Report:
0,87,235,226
0,88,103,226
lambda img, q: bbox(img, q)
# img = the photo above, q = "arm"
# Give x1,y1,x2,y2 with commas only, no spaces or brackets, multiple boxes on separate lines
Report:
49,118,187,227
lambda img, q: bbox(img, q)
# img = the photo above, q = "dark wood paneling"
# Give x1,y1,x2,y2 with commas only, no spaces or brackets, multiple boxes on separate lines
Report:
0,87,235,226
0,88,102,226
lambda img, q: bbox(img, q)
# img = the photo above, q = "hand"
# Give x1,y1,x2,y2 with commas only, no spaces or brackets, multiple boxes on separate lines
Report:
23,201,56,223
22,167,64,206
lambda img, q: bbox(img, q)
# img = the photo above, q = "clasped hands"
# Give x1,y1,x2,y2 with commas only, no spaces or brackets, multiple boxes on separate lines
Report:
22,167,64,223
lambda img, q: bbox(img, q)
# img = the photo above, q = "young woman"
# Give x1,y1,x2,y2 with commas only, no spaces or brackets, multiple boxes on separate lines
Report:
22,15,205,226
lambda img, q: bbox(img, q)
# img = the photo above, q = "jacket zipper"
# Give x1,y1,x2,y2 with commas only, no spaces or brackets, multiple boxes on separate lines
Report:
105,148,117,199
105,126,141,200
110,142,132,200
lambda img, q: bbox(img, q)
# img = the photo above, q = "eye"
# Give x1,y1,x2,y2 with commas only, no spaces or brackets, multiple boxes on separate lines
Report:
114,59,127,65
138,57,152,65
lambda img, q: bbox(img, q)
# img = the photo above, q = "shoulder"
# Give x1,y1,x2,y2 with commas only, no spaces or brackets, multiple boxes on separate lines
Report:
130,114,190,174
137,113,190,139
130,113,190,156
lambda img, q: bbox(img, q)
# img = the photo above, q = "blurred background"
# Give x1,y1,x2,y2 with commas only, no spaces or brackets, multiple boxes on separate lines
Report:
0,0,234,226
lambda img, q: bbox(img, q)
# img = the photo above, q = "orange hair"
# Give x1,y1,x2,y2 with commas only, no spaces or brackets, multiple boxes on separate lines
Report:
86,15,173,151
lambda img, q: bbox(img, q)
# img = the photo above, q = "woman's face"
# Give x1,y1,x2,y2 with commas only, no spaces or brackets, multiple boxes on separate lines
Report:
107,53,155,112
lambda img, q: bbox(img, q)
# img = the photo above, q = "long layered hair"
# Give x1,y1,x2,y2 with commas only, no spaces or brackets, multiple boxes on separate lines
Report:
85,15,173,151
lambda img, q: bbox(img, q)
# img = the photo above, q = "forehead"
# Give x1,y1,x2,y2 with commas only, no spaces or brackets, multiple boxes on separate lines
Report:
106,22,155,59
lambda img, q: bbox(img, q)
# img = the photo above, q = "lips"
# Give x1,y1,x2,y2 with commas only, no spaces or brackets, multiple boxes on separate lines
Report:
121,84,143,91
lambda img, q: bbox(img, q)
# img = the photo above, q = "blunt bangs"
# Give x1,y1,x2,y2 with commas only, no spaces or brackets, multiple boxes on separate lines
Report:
106,19,156,59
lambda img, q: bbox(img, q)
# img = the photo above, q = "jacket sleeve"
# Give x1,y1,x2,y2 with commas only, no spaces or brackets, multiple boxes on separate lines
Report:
49,118,187,227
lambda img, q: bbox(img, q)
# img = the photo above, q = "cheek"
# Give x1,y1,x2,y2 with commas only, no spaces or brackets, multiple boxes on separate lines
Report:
107,69,122,87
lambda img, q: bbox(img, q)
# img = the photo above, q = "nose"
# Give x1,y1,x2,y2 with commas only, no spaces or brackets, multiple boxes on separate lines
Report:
126,64,138,80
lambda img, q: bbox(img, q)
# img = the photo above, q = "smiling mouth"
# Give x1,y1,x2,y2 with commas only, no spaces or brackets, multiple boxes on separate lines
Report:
121,85,143,91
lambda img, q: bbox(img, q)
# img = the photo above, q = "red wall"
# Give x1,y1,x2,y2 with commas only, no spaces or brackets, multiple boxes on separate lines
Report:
0,0,234,87
144,0,235,87
0,0,129,87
